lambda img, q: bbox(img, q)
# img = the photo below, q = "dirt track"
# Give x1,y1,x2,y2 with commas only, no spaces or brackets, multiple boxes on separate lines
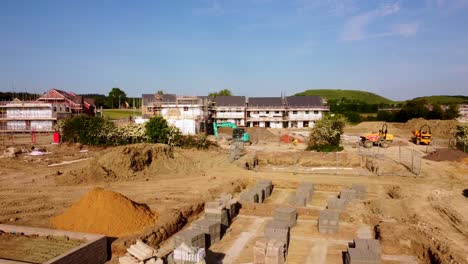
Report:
0,121,467,263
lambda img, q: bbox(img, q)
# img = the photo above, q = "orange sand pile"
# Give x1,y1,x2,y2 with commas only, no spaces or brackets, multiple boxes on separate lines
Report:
52,188,157,237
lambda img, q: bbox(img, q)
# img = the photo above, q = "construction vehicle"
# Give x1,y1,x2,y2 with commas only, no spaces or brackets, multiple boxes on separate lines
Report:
213,122,251,144
412,125,432,145
360,123,394,148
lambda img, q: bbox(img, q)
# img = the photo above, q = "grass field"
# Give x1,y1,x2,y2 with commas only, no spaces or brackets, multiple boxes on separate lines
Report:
295,89,395,104
102,109,142,120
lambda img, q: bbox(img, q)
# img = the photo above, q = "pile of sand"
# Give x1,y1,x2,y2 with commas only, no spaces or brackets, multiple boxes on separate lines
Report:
51,188,157,237
394,118,459,139
56,144,232,185
423,148,468,162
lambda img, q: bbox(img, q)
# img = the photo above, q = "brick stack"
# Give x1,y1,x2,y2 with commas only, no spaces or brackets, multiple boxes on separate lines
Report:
191,219,221,248
327,197,346,211
264,220,290,248
340,189,357,204
288,193,307,207
297,182,314,201
215,194,238,222
204,201,229,234
351,184,367,200
257,179,273,197
345,238,381,264
273,207,297,228
240,189,259,203
254,185,266,203
318,209,340,234
173,229,206,250
253,238,286,264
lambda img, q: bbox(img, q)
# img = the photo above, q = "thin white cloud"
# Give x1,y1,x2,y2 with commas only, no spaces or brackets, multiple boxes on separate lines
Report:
341,2,400,41
193,0,224,16
430,0,468,13
392,22,420,36
297,0,360,16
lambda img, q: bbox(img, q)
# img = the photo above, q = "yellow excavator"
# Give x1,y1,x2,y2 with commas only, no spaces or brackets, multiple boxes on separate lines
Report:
360,123,394,148
412,125,432,145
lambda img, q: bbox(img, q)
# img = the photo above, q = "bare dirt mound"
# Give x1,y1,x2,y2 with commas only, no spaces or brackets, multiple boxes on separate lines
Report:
56,144,230,185
394,118,459,138
51,188,157,237
423,148,468,162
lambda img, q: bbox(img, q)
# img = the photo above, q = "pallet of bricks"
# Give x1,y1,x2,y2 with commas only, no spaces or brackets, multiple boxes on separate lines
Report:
240,179,273,204
168,193,237,264
253,207,297,264
289,182,314,207
345,238,381,264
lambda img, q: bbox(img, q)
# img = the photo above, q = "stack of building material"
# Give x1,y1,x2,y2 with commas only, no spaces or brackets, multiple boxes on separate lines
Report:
240,189,259,203
119,240,162,264
273,207,297,227
253,238,286,264
173,242,206,264
257,179,273,197
264,220,290,248
351,184,367,200
215,194,238,221
288,193,307,207
173,229,206,250
204,201,229,233
327,197,346,211
340,189,357,204
192,218,221,247
296,182,314,201
318,209,340,234
254,184,266,203
345,238,381,264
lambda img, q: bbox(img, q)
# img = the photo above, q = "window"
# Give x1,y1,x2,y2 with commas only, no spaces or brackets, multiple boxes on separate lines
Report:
253,111,259,114
53,107,57,112
292,111,297,114
275,111,280,114
266,111,269,114
66,106,70,112
314,111,319,114
305,111,309,114
184,107,189,111
147,107,152,112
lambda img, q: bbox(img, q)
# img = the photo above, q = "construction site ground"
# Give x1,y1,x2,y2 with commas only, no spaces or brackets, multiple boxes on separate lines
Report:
0,120,467,264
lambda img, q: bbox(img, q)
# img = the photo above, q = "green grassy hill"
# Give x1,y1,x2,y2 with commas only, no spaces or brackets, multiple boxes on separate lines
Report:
412,95,468,104
295,89,395,104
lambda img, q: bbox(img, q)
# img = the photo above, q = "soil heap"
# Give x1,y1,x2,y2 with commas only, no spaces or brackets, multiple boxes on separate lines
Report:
394,118,459,138
423,148,468,162
52,188,157,237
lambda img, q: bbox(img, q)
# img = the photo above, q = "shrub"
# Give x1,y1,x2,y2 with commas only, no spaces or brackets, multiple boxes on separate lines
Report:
145,116,170,144
57,116,116,145
306,114,346,152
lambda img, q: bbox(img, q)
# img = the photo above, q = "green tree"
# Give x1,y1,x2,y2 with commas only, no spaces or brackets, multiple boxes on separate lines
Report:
209,89,232,97
145,116,170,143
443,103,460,120
108,87,127,109
306,114,346,152
427,103,443,120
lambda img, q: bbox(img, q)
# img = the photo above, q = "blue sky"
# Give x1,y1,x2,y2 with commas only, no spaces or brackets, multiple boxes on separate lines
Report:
1,0,468,100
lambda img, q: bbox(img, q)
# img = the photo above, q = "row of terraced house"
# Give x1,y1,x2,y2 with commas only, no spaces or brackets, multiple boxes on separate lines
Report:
142,94,329,134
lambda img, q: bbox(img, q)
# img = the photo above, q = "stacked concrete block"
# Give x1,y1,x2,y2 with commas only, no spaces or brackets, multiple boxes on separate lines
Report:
192,218,221,247
253,238,286,264
340,189,357,204
172,242,206,264
351,184,367,200
254,185,266,203
327,197,346,211
173,229,206,250
240,189,259,203
205,209,229,234
273,207,297,228
297,182,314,201
264,220,290,248
288,193,307,207
318,209,340,234
257,179,273,197
215,194,238,221
346,239,381,264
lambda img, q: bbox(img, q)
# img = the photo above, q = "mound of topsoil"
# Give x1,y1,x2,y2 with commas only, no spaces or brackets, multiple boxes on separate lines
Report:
52,188,157,237
57,143,231,185
394,118,459,138
423,148,468,162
